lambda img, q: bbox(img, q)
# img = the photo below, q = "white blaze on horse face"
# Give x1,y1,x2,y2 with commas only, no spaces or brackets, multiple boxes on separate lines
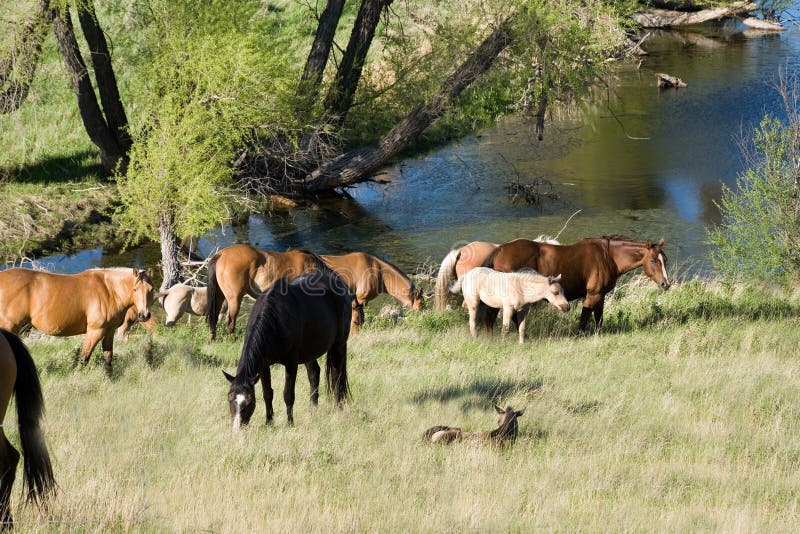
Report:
232,393,246,431
658,253,668,283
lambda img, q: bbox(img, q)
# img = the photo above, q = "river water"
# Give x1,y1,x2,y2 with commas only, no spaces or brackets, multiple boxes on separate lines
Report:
36,16,800,276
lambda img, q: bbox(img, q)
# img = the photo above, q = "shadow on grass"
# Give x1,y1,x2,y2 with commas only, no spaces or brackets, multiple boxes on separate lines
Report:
410,378,543,411
2,151,105,184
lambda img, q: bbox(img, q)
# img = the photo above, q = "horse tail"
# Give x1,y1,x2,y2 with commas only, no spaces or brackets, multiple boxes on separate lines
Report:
326,342,351,405
206,253,222,340
5,330,55,505
449,278,463,295
434,249,461,311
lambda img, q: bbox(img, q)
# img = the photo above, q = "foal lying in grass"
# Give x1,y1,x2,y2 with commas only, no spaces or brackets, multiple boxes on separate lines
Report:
423,405,525,446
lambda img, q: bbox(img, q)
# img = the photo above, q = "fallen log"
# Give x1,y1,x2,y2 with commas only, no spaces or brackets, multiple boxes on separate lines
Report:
739,17,785,31
656,73,687,88
632,1,757,28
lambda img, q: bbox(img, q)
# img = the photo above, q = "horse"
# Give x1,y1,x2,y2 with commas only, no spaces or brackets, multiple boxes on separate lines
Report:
0,268,154,367
321,252,423,333
434,236,560,310
222,268,352,429
206,244,327,339
423,405,525,446
450,268,570,344
485,236,670,331
0,329,55,529
154,284,218,327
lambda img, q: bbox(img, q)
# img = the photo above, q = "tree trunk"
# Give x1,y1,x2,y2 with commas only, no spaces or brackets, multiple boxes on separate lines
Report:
0,0,49,114
158,211,183,293
303,17,515,192
298,0,346,108
323,0,392,126
632,1,757,27
49,3,126,173
77,1,132,156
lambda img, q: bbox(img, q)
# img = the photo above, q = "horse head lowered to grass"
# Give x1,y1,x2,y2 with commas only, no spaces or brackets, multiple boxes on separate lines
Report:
223,266,352,430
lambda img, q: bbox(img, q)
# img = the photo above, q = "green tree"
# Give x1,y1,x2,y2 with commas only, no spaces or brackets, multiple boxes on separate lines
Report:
709,76,800,283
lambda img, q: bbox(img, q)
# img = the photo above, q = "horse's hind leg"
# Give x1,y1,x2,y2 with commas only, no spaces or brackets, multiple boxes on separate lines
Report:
225,294,243,335
0,433,20,529
305,361,320,407
283,364,298,425
514,307,529,344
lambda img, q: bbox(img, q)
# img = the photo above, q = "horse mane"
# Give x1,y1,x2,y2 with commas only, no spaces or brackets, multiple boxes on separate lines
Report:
236,282,288,381
373,254,414,291
595,234,641,244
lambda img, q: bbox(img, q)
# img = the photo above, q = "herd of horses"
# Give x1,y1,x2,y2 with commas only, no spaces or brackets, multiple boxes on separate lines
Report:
0,235,670,528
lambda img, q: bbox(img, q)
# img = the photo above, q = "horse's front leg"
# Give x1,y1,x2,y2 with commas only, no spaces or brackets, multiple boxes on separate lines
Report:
260,365,274,424
305,360,320,407
101,329,115,371
467,303,479,338
80,328,105,364
283,363,298,425
579,293,602,333
592,297,605,333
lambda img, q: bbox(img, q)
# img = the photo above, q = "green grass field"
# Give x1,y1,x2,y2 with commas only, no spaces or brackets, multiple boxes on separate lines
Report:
5,278,800,532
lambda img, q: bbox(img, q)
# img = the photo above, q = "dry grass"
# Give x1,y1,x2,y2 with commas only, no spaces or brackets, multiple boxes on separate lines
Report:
4,280,800,532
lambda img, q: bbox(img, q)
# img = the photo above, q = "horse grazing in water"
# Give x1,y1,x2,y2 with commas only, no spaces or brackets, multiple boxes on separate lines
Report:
485,236,670,331
0,268,154,367
322,252,423,333
223,268,352,429
206,244,326,339
451,268,570,344
0,329,55,529
423,405,525,446
434,237,560,310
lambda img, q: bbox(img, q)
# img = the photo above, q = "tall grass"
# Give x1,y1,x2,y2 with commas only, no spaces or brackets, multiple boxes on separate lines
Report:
4,279,800,531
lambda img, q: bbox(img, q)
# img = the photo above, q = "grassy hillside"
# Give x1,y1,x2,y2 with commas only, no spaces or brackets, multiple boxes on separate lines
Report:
5,278,800,531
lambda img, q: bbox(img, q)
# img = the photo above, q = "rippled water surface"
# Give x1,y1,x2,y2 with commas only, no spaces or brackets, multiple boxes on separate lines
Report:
40,17,800,275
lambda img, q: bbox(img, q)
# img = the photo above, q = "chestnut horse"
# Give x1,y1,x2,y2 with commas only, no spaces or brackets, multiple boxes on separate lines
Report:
0,329,55,528
423,405,525,446
206,244,326,339
485,236,670,331
223,268,351,429
322,252,423,332
0,268,154,367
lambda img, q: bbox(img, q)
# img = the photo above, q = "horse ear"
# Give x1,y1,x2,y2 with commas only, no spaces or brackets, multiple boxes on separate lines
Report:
146,267,154,278
494,404,504,414
645,240,652,249
223,370,235,383
657,237,665,247
515,409,525,417
550,274,562,283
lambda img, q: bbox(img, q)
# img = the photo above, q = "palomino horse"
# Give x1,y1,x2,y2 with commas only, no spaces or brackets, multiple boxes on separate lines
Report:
485,236,670,331
451,268,570,344
223,268,352,429
0,268,154,367
155,284,220,327
0,329,55,528
434,237,560,310
423,405,525,446
322,252,423,332
206,244,326,339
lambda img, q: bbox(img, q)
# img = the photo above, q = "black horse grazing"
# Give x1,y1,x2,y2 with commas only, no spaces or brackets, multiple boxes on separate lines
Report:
223,268,352,429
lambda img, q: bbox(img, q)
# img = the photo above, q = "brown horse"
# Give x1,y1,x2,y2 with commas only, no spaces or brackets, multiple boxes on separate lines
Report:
485,236,670,331
0,268,154,367
322,252,423,332
206,244,326,339
0,329,55,528
423,405,525,446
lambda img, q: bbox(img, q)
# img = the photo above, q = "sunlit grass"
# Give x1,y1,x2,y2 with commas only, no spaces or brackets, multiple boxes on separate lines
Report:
3,279,800,531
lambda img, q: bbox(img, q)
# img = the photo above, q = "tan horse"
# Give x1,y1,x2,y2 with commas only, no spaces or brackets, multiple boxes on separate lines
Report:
322,252,423,333
423,405,525,446
206,244,326,339
0,268,154,367
0,329,55,528
451,268,570,344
